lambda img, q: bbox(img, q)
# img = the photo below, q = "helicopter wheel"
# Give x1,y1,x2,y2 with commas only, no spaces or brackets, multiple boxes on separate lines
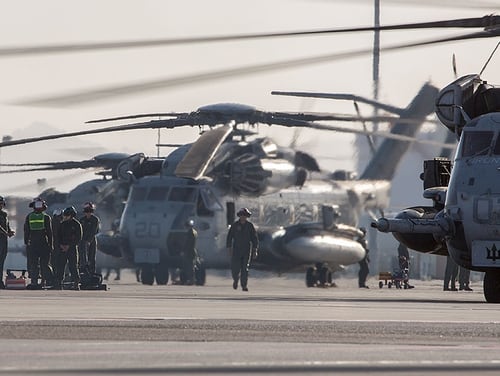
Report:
483,271,500,303
155,263,169,285
195,265,206,286
319,266,330,287
305,267,316,287
141,265,154,286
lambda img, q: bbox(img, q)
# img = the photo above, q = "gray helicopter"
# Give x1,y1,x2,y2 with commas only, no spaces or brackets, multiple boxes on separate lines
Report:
0,88,449,286
371,66,500,303
1,14,492,285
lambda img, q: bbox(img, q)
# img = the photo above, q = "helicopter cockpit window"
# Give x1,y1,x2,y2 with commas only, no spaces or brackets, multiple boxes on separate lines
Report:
461,131,493,157
493,135,500,155
168,187,197,202
147,186,169,201
197,188,223,217
130,187,147,201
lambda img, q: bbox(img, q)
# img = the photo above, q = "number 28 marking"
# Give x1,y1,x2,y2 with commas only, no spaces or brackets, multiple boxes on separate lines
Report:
135,222,161,238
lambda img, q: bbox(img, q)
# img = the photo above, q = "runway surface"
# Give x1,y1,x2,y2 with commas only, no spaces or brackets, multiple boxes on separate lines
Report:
1,270,499,375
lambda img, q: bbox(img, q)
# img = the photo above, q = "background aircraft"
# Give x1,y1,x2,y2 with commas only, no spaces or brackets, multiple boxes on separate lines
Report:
0,81,447,285
1,1,499,278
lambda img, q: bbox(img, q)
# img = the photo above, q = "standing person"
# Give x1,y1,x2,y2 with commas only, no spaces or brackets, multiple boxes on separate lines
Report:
459,266,473,291
56,206,82,290
397,242,414,289
0,196,15,289
182,219,198,285
23,197,54,288
79,202,100,274
357,228,369,289
226,208,258,292
443,255,459,291
51,209,63,279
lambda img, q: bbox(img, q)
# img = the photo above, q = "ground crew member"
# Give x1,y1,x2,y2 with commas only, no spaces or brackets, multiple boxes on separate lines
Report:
23,197,54,288
79,202,100,274
57,206,82,290
0,196,15,289
51,209,63,278
443,255,459,291
182,219,198,285
226,208,258,292
397,242,414,289
357,228,369,289
458,266,473,291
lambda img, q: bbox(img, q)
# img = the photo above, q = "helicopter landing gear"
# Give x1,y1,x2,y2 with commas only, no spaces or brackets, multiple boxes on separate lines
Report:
194,263,206,286
155,262,169,285
140,265,154,285
305,263,334,288
483,271,500,303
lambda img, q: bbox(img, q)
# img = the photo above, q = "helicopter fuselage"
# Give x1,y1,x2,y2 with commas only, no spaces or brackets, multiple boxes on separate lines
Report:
446,113,500,271
108,174,388,276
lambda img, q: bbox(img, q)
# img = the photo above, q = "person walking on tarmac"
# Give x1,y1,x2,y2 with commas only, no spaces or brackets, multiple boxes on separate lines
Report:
0,196,15,289
56,206,82,290
79,202,100,274
182,219,198,285
226,208,258,292
23,197,54,288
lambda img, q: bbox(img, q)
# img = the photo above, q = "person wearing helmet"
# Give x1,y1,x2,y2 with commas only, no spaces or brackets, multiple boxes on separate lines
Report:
357,227,370,289
23,197,55,288
51,209,64,278
0,196,15,289
226,208,259,292
79,202,100,274
56,206,82,290
182,219,198,285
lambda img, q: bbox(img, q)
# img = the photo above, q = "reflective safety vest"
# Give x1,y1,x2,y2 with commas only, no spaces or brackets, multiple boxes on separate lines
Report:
28,212,45,231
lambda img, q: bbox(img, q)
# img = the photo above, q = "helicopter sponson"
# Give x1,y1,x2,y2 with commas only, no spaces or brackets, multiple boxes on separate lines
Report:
372,206,451,256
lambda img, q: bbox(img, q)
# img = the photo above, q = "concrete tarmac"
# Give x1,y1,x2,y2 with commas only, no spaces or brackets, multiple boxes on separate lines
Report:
1,270,499,375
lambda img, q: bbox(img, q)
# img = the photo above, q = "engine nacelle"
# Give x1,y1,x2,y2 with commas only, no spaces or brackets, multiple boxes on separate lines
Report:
217,153,303,196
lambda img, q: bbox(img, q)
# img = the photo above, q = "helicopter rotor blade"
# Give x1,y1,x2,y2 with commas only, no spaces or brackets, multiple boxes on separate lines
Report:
0,165,101,174
14,27,500,108
268,111,433,125
0,15,499,58
86,112,189,124
271,92,404,115
297,121,456,150
0,118,194,148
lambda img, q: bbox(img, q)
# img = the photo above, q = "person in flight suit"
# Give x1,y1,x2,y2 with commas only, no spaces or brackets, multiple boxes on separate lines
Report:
182,219,198,285
23,197,54,288
0,196,15,289
357,228,370,289
443,255,459,291
51,209,63,279
79,202,100,274
226,208,258,292
56,206,83,290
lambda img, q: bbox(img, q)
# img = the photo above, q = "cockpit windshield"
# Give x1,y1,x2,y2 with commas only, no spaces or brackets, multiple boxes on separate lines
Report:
147,187,169,201
461,131,493,157
168,187,197,202
130,187,147,201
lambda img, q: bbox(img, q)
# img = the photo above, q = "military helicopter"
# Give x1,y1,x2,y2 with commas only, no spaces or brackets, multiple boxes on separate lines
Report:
0,84,451,286
0,13,493,284
371,45,500,302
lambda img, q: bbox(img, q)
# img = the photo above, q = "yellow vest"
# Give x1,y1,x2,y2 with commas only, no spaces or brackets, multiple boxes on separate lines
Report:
28,212,45,231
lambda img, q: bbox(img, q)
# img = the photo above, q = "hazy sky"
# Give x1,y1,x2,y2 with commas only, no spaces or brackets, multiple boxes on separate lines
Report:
0,0,499,198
